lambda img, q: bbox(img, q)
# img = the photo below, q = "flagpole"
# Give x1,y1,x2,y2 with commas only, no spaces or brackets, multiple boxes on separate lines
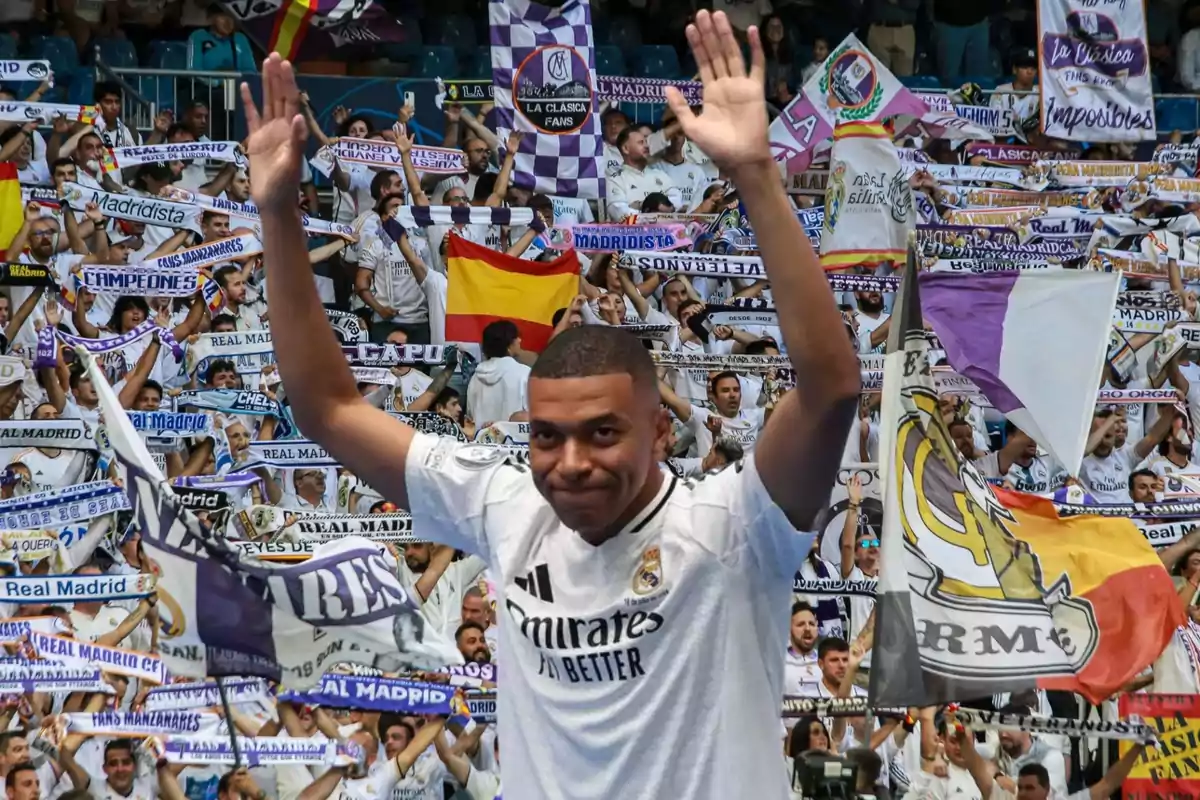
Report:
216,677,243,768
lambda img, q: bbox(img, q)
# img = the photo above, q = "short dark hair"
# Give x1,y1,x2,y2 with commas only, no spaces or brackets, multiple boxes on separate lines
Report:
213,265,240,288
528,193,554,219
1018,763,1050,788
57,791,92,800
455,620,485,642
712,439,744,464
615,127,636,152
530,326,657,393
204,358,237,385
744,339,778,356
601,107,628,127
0,732,22,755
165,122,194,140
1129,468,1157,488
6,762,37,789
551,307,568,327
641,192,672,213
709,371,740,396
817,637,849,660
432,387,461,412
141,379,163,399
369,169,400,200
210,313,238,331
108,295,151,333
791,600,815,618
201,210,230,227
94,81,122,103
103,738,135,762
481,319,520,360
51,157,74,172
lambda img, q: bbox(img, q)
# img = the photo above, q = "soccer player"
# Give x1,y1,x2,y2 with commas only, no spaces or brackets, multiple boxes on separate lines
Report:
241,10,860,799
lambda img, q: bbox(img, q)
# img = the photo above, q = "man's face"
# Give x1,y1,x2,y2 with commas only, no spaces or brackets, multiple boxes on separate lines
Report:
950,422,975,458
222,271,246,304
6,768,38,800
74,376,98,405
382,725,411,760
27,219,58,259
444,188,469,206
603,112,628,144
457,627,491,663
1130,474,1157,502
711,377,741,417
461,594,488,627
662,279,689,318
3,736,29,767
1016,775,1049,800
103,747,136,792
620,131,649,162
76,135,102,164
855,290,883,312
185,104,210,136
465,139,491,172
436,395,462,422
99,93,120,122
855,534,880,573
53,162,76,187
999,730,1026,758
1016,65,1038,85
404,542,431,572
527,373,669,539
210,369,238,389
229,173,251,201
0,296,10,325
790,610,817,651
203,214,231,242
818,648,849,683
210,11,235,37
294,469,326,496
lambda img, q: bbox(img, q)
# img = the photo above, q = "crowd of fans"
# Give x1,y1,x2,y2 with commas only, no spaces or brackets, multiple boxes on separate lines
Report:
0,1,1198,800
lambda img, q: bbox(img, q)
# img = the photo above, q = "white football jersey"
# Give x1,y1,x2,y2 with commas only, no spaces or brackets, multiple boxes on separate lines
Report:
405,433,814,800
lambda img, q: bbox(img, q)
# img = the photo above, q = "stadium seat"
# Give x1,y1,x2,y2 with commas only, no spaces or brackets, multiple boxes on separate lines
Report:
9,80,62,102
381,16,423,61
149,40,188,70
462,46,492,80
137,75,176,115
429,14,477,58
93,37,138,68
633,45,680,79
1156,97,1199,133
604,16,642,54
412,46,458,79
0,33,16,61
66,68,94,106
899,75,940,90
594,45,625,78
620,101,665,125
28,36,79,79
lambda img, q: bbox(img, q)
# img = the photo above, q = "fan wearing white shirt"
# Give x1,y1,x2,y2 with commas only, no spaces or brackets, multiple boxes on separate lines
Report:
785,601,821,695
94,81,142,150
297,722,448,800
246,19,863,797
60,735,161,800
399,542,487,639
606,128,682,221
1080,407,1173,502
658,371,769,456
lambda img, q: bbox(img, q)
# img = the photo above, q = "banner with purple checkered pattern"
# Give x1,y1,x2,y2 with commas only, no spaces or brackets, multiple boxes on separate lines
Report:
489,0,605,199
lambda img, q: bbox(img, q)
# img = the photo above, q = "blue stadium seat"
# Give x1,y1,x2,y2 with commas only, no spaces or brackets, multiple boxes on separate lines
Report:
1156,97,1199,133
28,36,79,79
0,33,16,61
899,75,940,90
429,14,477,58
93,37,138,68
149,40,188,70
66,68,94,106
413,46,458,79
10,81,62,102
604,16,642,53
463,46,492,80
595,45,625,77
381,16,423,60
633,45,680,79
137,75,176,115
620,101,665,125
951,75,998,91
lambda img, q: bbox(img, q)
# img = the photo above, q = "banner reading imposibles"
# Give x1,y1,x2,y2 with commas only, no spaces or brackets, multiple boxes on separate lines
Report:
1038,0,1155,141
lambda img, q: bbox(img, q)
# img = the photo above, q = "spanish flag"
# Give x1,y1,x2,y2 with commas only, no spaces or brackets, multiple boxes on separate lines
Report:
0,162,22,259
269,0,319,62
870,246,1184,707
446,237,578,353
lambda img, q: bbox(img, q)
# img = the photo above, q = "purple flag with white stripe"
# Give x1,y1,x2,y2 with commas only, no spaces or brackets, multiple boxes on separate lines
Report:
490,0,605,199
918,271,1120,475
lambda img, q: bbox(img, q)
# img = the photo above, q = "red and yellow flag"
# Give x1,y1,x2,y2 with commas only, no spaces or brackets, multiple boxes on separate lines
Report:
269,0,318,62
994,489,1185,702
446,237,578,353
0,162,22,260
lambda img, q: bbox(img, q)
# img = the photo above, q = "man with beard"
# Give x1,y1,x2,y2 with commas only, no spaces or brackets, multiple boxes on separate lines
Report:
784,601,819,693
973,421,1067,495
1080,407,1174,502
399,543,487,638
854,289,890,354
456,621,493,665
1145,410,1200,486
657,371,767,456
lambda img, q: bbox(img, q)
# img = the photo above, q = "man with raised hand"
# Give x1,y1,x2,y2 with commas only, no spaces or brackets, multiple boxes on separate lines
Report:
240,10,859,800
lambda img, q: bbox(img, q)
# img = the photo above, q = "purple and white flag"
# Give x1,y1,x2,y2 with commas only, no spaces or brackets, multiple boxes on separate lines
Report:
1038,0,1155,141
919,270,1120,474
83,350,462,688
490,0,604,199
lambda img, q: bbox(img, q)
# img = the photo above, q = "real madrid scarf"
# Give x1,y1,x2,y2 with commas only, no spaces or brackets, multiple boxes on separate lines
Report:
317,137,466,175
0,481,128,530
544,223,691,253
0,100,95,124
0,572,156,603
618,250,766,280
102,141,245,173
174,388,281,417
0,665,115,694
395,205,534,229
143,678,271,711
35,321,182,369
279,674,463,715
80,265,199,297
952,707,1156,744
0,419,96,450
127,411,213,439
30,630,167,683
61,182,201,232
235,504,418,542
153,736,364,767
343,342,451,367
792,576,878,597
240,440,338,470
162,187,355,240
0,61,52,83
139,234,263,271
185,330,274,374
706,298,778,327
61,712,224,737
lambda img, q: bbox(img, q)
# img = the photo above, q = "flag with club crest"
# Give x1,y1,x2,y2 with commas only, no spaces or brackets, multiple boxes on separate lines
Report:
490,0,604,198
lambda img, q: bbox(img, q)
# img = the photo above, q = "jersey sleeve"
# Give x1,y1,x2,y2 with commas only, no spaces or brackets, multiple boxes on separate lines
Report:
404,432,513,562
464,766,502,800
689,452,817,579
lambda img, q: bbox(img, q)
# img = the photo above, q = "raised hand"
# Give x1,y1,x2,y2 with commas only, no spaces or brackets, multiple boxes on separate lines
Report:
240,54,308,211
665,11,770,176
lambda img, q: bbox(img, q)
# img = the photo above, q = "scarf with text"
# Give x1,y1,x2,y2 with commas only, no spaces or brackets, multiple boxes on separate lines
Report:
144,678,271,712
0,101,95,124
435,74,703,107
162,187,355,240
952,707,1156,744
280,674,460,714
792,577,878,597
60,182,202,232
706,299,778,327
0,572,156,604
0,481,128,530
154,736,364,768
36,321,182,369
343,342,451,367
327,309,368,343
318,137,466,175
396,205,534,229
240,440,338,469
185,330,274,374
127,411,213,439
0,617,69,643
61,712,224,737
545,224,690,253
139,234,263,271
619,250,766,279
30,631,167,683
0,418,96,450
0,61,52,83
350,367,395,386
174,389,281,417
964,142,1082,165
0,261,54,286
102,141,246,174
0,665,115,694
80,265,199,297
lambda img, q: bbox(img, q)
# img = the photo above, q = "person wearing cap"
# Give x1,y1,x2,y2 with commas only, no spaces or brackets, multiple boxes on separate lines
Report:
990,48,1039,127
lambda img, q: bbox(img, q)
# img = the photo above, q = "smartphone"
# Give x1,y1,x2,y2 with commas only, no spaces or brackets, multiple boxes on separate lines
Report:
404,91,416,110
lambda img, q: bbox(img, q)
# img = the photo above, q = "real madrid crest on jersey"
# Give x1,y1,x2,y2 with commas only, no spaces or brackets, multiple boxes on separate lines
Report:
632,546,663,595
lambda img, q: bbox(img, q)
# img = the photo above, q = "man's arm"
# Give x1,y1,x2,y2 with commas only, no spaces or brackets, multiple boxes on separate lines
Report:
666,11,860,529
242,56,420,511
1088,744,1145,800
